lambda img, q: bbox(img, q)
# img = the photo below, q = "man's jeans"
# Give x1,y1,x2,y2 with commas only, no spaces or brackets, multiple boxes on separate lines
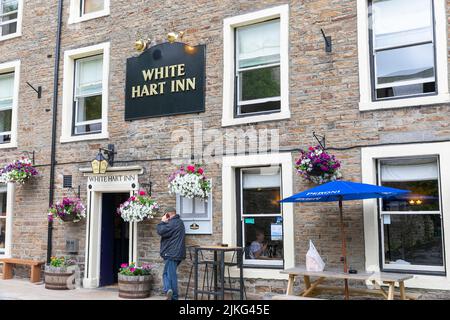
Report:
163,259,181,300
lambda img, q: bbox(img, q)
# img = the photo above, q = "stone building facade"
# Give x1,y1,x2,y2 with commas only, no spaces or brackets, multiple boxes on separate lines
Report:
1,0,450,297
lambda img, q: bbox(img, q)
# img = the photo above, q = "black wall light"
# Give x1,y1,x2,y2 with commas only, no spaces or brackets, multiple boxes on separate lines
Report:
26,82,42,99
321,29,332,53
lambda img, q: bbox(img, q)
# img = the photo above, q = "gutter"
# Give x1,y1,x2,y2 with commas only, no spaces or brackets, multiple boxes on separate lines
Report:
47,0,64,263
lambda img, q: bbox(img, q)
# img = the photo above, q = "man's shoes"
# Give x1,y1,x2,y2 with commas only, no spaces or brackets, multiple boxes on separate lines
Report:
166,289,173,300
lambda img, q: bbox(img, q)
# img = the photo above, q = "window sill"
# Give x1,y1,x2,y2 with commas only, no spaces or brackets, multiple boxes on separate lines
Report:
60,132,109,143
0,32,21,43
68,10,110,25
359,93,450,111
222,110,290,127
0,142,17,150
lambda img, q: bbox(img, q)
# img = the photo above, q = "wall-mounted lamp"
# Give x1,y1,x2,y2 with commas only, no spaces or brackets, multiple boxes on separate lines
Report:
167,31,185,43
135,39,150,52
320,28,332,53
26,82,42,99
91,144,116,174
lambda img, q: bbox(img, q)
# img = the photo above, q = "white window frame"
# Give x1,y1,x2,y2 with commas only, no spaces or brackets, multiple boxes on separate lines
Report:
377,156,445,273
176,192,213,235
357,0,450,111
222,5,289,126
0,183,15,258
68,0,110,25
0,60,19,149
0,0,23,42
61,42,110,143
239,166,284,267
362,142,450,290
222,153,294,280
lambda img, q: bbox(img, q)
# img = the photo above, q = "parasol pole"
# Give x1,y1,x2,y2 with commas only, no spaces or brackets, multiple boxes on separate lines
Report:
339,197,349,300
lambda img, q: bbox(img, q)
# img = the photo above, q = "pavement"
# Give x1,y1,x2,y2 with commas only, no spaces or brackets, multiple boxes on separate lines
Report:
0,279,166,300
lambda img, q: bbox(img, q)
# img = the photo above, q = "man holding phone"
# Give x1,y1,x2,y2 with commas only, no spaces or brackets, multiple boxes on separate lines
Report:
157,207,186,300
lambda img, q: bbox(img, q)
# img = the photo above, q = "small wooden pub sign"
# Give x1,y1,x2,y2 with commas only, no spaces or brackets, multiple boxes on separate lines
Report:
125,42,206,120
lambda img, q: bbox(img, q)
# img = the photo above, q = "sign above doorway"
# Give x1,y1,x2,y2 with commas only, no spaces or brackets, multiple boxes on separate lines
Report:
125,42,206,120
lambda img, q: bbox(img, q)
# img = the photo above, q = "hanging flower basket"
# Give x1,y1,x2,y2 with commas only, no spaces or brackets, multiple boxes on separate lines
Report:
47,197,86,223
295,145,342,184
168,165,211,200
117,191,159,223
0,157,38,184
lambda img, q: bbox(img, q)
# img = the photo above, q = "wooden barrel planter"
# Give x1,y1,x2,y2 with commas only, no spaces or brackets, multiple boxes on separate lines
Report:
44,267,75,290
118,274,151,299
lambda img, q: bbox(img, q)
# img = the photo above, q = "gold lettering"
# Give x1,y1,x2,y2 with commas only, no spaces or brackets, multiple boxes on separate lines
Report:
154,67,164,80
178,64,185,77
142,69,154,81
158,82,166,94
132,85,141,98
186,77,196,91
141,84,150,96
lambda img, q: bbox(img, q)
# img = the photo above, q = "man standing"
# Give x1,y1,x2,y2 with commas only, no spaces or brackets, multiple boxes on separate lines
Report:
157,207,186,300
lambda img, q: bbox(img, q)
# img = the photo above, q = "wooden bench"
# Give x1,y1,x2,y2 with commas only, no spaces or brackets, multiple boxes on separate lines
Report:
0,258,45,283
281,267,415,300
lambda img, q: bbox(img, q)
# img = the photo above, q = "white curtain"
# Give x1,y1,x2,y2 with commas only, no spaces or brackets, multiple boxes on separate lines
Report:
243,169,280,189
0,73,13,109
381,161,438,182
83,0,104,14
237,19,280,68
76,56,103,96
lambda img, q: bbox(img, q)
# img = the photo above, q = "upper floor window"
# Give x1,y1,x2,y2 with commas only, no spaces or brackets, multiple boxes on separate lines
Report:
236,20,281,116
69,0,109,24
369,0,435,100
0,0,22,41
357,0,449,110
0,72,13,144
222,5,289,126
73,55,103,135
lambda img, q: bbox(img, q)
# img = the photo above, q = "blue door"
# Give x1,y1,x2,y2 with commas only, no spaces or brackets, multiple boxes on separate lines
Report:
100,193,129,287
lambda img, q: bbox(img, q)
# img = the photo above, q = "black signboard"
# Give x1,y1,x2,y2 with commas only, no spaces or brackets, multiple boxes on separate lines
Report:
125,42,206,120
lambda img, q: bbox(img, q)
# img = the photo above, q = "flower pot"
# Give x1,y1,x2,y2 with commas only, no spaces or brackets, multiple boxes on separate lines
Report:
60,214,79,222
118,274,151,299
44,267,75,290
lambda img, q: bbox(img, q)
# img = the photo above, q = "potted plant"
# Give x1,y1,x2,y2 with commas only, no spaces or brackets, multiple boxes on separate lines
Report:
168,164,211,200
117,190,159,223
295,145,342,184
44,256,77,290
0,157,38,184
118,262,155,299
47,197,86,223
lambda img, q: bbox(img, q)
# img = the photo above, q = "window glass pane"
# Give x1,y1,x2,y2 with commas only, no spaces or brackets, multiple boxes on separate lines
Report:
1,0,18,14
76,56,103,96
381,158,440,212
0,191,6,217
242,167,281,215
383,214,443,267
0,109,12,133
239,66,280,102
0,218,5,249
375,43,435,87
376,82,435,99
372,0,433,48
244,216,283,261
239,101,280,115
0,0,18,36
181,197,193,214
83,0,104,14
76,95,102,123
75,122,101,135
0,73,14,107
237,20,280,69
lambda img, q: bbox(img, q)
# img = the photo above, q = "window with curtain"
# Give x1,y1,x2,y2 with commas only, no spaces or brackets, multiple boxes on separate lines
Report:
73,55,103,135
235,19,281,116
239,166,283,267
379,157,444,272
0,0,18,37
0,186,7,254
0,72,13,144
81,0,104,15
369,0,436,100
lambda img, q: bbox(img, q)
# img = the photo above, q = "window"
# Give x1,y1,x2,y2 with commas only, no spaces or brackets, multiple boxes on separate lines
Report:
357,0,449,110
177,194,213,234
0,0,21,41
61,43,109,143
239,166,283,267
236,20,281,115
223,5,289,126
69,0,109,24
73,55,103,135
0,72,13,144
378,157,445,273
0,186,7,254
0,60,19,149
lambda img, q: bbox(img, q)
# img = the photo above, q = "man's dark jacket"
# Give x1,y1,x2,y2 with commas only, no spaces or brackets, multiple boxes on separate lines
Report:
157,214,186,261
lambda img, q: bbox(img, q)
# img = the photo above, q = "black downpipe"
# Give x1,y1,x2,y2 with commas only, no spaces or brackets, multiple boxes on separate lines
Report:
47,0,64,263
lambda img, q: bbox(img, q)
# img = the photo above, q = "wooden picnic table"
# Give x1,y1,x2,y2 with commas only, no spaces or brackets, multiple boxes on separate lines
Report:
281,267,415,300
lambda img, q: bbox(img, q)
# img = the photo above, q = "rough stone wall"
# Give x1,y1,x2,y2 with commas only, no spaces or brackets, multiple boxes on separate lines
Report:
1,0,450,294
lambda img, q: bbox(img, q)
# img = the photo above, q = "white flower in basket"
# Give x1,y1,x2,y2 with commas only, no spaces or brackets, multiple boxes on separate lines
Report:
168,165,212,200
118,191,159,223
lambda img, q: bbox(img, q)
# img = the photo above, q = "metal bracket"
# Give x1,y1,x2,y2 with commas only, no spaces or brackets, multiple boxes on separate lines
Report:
26,82,42,99
320,29,332,53
99,144,116,166
313,131,326,150
22,150,35,165
140,182,153,196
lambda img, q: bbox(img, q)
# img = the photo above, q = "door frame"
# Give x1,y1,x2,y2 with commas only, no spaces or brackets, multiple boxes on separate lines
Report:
81,166,142,288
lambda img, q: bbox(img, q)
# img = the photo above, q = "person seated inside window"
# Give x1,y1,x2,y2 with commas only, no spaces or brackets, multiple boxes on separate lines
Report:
249,230,268,259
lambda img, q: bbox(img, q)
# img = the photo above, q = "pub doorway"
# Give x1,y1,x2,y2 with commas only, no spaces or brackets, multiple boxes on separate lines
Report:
99,192,130,287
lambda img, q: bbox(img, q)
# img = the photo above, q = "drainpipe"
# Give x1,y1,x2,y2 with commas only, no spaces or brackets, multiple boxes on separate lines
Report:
47,0,64,263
